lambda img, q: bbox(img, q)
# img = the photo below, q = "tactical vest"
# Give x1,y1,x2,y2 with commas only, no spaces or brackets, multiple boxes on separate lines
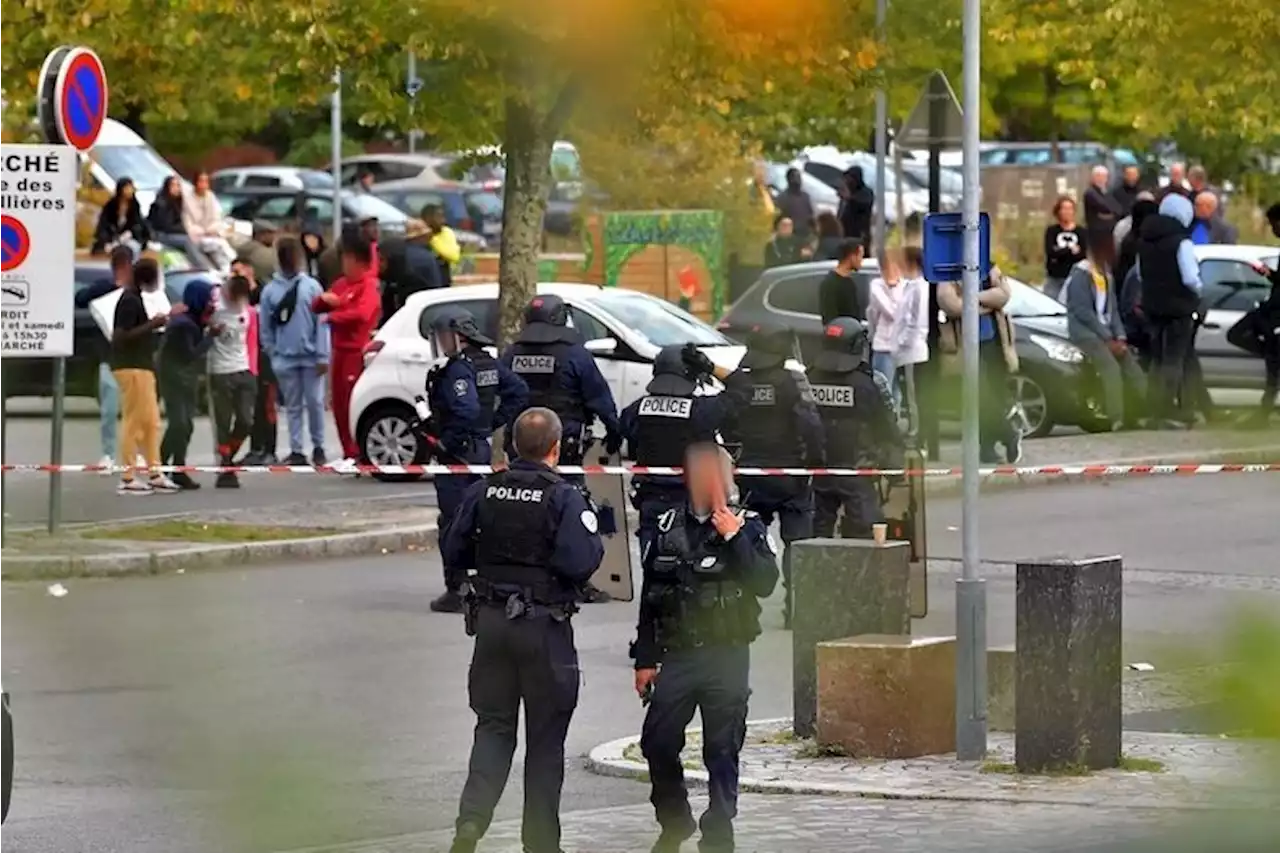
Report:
733,367,805,466
509,341,587,424
806,366,872,466
464,345,499,435
633,394,706,467
474,468,569,603
645,510,762,651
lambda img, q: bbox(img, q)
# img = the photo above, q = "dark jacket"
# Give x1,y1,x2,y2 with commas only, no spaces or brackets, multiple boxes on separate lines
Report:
819,269,869,325
815,235,845,261
1083,185,1120,239
1113,199,1159,289
159,280,215,380
838,174,875,248
75,278,120,364
1137,198,1200,320
147,193,185,235
1110,182,1142,218
764,236,803,268
93,196,150,252
1044,224,1087,279
776,189,815,239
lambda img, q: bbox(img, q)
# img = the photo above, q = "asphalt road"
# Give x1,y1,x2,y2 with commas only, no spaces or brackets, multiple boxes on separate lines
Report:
3,474,1276,853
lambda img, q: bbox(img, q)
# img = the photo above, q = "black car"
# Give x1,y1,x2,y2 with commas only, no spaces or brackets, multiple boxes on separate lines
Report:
216,187,411,237
718,260,1110,437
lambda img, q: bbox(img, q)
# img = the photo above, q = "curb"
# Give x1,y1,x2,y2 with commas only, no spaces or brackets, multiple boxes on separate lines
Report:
584,720,1254,810
1,523,438,581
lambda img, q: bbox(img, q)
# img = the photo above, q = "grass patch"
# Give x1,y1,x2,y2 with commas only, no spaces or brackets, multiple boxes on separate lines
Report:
981,760,1091,777
1118,755,1166,773
759,728,800,746
795,741,851,759
82,521,339,544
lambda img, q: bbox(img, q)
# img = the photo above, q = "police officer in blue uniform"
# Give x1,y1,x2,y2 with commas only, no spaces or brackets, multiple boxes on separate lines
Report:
620,344,751,554
726,325,825,628
632,443,779,853
443,408,604,853
806,317,904,539
428,308,529,613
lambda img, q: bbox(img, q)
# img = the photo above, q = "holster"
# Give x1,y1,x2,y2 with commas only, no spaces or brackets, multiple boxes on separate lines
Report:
463,590,479,637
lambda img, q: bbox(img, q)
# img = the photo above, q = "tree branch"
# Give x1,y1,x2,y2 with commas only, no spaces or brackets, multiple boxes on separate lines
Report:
544,76,581,137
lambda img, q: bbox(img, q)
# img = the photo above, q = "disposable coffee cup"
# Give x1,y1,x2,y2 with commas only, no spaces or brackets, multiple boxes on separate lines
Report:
872,523,888,546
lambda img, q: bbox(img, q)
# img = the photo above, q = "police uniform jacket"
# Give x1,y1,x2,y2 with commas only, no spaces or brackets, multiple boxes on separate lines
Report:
501,334,620,439
442,460,605,605
727,363,825,467
462,343,528,439
805,356,902,468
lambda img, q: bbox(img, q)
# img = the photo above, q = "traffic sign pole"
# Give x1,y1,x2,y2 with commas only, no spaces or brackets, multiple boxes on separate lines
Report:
956,0,988,762
48,358,66,534
872,0,888,258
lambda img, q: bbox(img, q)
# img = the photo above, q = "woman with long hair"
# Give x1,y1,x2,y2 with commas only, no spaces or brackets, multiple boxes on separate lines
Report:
92,177,150,254
146,176,205,267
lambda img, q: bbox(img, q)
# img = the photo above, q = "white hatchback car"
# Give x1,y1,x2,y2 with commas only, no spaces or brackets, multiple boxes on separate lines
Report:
350,283,756,479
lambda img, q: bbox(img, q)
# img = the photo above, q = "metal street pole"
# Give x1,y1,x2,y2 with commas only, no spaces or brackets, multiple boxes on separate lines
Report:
407,52,418,155
955,0,988,761
48,357,65,535
330,67,343,246
872,0,888,257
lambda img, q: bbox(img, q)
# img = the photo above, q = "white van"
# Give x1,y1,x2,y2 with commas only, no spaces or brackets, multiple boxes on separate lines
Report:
82,118,185,212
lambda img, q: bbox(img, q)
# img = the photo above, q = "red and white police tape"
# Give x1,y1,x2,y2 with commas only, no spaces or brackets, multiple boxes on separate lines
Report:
2,462,1278,477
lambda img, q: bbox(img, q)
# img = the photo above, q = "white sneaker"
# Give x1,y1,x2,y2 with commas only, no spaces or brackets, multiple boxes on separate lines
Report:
149,474,182,494
97,454,115,476
117,479,154,496
332,457,360,475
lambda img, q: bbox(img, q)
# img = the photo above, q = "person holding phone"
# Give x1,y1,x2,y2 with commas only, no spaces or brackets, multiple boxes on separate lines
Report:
632,444,779,853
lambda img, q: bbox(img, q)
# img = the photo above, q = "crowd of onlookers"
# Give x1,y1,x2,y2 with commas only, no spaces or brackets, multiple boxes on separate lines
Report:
765,166,876,267
81,171,468,495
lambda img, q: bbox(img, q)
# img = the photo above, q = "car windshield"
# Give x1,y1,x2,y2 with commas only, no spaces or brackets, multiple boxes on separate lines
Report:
91,145,175,192
1005,279,1066,317
345,193,409,222
585,291,731,347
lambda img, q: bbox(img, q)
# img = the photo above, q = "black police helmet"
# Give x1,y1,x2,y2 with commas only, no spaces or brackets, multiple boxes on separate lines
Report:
524,294,568,327
646,344,698,395
430,307,494,346
741,323,794,370
817,316,870,371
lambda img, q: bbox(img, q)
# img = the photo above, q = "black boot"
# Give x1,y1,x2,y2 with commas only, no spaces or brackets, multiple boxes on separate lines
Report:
215,471,240,489
651,819,696,853
171,471,201,490
430,590,466,613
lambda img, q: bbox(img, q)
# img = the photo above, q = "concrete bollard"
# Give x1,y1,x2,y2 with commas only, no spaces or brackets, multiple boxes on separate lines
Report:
791,539,911,738
1015,556,1123,772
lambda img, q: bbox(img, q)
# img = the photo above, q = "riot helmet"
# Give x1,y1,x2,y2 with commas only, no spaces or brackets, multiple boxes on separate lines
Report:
518,293,578,344
430,307,493,355
815,316,870,372
646,344,698,396
740,322,795,370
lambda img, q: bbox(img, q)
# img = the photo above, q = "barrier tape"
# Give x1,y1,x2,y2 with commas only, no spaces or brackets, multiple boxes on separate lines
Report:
2,462,1279,477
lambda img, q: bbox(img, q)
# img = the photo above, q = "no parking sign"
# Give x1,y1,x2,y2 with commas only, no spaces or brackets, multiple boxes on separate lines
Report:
38,46,109,152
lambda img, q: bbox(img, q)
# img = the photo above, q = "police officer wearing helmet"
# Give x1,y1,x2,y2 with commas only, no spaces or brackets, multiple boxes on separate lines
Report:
726,324,826,628
807,316,904,539
443,408,604,853
620,344,751,550
633,443,778,853
501,293,623,467
428,308,529,614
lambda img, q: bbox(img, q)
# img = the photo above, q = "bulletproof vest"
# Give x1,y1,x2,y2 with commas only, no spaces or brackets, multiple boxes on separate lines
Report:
805,365,872,466
644,510,762,651
509,340,587,424
1138,216,1200,319
464,345,499,434
474,468,569,602
633,394,707,467
733,366,805,466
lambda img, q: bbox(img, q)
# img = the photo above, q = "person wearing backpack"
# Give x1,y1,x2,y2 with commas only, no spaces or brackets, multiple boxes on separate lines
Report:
258,236,331,465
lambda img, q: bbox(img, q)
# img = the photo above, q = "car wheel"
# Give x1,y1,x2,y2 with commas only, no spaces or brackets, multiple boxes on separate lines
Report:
1008,374,1054,438
358,403,426,483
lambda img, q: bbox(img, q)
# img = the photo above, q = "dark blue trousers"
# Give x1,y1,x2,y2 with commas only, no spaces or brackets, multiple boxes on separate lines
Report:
436,439,489,590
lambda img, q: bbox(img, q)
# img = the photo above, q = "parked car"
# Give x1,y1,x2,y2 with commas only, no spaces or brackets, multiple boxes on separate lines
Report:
1194,244,1277,390
216,187,412,236
977,141,1140,171
350,283,751,480
211,166,334,192
369,180,502,245
337,153,460,186
718,260,1108,437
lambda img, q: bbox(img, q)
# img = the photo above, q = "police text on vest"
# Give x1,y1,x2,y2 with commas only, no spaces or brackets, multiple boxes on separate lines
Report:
811,385,855,407
638,396,693,418
486,485,544,502
512,354,556,374
750,385,776,405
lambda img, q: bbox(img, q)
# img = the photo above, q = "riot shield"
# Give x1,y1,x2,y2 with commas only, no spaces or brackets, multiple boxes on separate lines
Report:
0,686,11,819
584,451,635,602
880,444,928,618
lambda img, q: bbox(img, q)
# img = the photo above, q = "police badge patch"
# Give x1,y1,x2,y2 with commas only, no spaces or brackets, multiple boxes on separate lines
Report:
453,379,469,396
581,509,599,534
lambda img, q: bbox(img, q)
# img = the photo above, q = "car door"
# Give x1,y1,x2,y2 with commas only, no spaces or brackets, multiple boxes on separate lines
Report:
762,269,842,364
1197,259,1273,388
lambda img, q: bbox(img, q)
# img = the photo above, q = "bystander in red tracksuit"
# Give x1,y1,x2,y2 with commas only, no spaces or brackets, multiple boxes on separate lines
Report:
314,253,380,460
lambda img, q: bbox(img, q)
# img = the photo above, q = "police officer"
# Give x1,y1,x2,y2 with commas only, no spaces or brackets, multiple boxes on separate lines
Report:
726,324,826,628
632,443,778,853
443,408,604,853
501,293,622,466
620,344,751,553
806,317,904,539
428,308,529,613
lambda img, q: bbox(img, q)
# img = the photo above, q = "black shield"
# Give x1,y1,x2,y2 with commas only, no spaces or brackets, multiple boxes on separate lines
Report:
0,686,11,819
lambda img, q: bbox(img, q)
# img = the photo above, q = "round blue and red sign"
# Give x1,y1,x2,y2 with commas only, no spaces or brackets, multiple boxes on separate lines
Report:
38,46,109,151
1,215,32,273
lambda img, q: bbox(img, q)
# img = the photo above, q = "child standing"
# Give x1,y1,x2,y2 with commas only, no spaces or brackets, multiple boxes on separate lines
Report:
158,279,217,490
208,275,258,488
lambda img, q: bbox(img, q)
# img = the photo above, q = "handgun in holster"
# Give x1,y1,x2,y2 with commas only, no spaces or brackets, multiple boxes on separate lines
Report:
462,585,479,637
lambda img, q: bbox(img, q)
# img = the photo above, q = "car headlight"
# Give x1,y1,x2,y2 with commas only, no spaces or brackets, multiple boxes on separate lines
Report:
1028,333,1084,363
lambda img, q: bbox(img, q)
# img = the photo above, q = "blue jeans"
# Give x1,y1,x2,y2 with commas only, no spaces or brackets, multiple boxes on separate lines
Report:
97,362,119,459
274,363,327,456
871,350,900,411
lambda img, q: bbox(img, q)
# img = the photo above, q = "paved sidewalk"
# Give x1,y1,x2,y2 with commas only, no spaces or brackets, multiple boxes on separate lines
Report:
588,719,1279,810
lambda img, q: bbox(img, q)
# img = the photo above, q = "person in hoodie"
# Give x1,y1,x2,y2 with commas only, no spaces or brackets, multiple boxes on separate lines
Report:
92,178,150,254
1136,193,1203,427
838,166,875,254
158,278,217,490
259,237,331,466
314,233,382,466
206,274,259,488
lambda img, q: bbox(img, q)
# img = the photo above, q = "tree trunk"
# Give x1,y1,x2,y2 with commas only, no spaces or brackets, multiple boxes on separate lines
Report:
497,98,554,347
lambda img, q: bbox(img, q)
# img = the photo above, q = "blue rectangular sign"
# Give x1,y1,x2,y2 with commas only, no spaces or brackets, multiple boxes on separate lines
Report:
922,212,991,283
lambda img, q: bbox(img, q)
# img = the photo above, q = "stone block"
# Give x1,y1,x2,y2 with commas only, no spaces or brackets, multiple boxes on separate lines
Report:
816,635,957,758
1015,556,1123,772
987,645,1016,732
792,539,911,738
